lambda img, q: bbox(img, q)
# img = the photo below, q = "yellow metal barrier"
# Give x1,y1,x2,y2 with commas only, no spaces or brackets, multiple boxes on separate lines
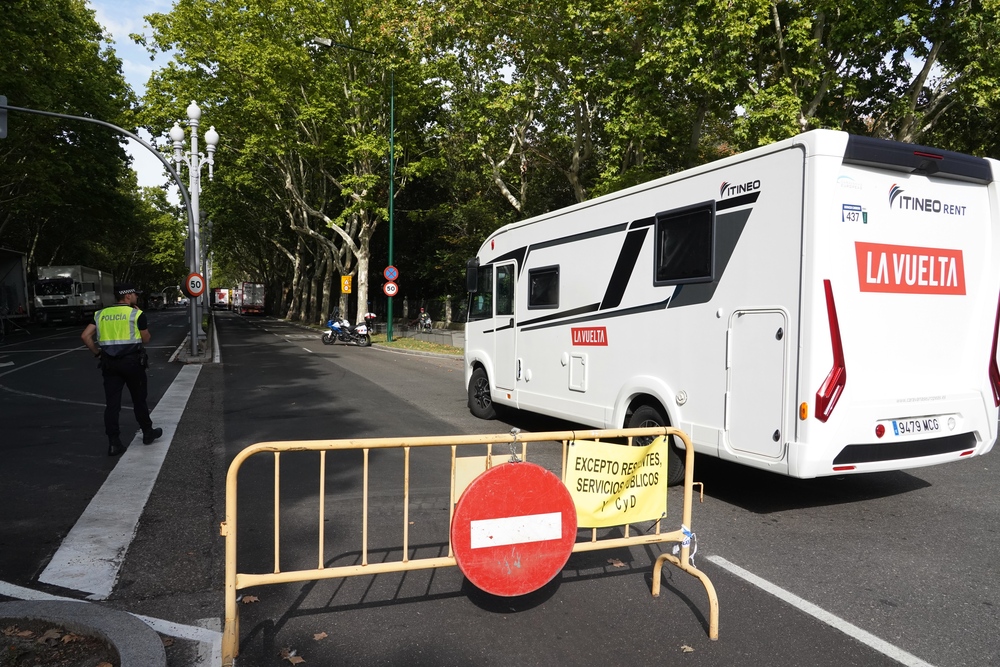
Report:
221,427,718,665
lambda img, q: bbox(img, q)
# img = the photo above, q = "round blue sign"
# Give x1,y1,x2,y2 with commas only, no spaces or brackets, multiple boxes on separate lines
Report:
384,265,399,281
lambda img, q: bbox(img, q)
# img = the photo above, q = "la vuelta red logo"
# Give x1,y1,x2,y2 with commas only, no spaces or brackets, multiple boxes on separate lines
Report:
855,242,965,295
572,327,608,346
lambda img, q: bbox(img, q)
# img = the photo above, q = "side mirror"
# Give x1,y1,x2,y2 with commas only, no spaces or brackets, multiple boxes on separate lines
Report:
466,258,480,293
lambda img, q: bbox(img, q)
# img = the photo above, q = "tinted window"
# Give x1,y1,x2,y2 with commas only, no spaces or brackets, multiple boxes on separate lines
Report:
528,266,559,308
654,203,715,284
468,265,493,321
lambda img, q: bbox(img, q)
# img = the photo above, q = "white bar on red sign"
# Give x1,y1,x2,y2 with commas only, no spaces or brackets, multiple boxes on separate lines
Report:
470,512,562,549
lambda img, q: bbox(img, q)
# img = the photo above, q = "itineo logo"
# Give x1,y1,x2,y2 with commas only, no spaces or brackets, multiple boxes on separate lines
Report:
888,183,968,216
720,180,761,198
572,327,608,346
855,242,966,295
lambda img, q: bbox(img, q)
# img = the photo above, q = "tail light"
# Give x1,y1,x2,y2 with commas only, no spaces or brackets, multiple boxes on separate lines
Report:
815,280,846,422
990,292,1000,406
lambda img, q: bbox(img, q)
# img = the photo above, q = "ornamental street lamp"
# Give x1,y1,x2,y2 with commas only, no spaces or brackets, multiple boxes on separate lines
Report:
313,37,396,341
169,101,219,355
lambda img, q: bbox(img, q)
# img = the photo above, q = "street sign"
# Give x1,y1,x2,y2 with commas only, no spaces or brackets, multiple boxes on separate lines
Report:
341,276,352,293
451,462,577,597
383,265,399,281
184,272,206,298
383,281,398,297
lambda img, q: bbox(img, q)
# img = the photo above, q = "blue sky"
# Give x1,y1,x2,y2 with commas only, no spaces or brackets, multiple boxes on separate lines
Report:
87,0,178,192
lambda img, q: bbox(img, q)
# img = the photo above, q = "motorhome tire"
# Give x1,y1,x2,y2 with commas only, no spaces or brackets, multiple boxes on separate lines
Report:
468,367,496,420
626,405,685,486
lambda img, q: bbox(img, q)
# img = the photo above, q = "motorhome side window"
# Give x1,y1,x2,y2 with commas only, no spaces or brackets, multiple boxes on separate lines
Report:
468,265,493,321
528,266,559,309
654,202,715,285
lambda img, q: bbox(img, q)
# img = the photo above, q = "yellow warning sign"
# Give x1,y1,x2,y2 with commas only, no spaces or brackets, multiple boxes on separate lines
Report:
341,276,353,293
565,437,668,528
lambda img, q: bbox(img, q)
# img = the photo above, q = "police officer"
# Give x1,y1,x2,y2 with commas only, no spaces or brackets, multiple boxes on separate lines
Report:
81,283,162,456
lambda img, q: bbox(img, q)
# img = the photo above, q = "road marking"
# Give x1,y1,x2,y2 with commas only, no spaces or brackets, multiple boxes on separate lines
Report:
0,361,12,368
0,347,79,379
304,347,313,353
706,556,936,667
0,383,107,407
38,365,203,600
0,579,222,658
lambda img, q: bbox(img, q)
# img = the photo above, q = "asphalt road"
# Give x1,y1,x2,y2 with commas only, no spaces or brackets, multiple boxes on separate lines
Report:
1,310,997,666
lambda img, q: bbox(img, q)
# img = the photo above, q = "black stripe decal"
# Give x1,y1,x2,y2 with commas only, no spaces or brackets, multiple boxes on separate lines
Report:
520,303,601,328
520,297,672,332
600,228,648,309
669,209,751,309
717,192,760,210
523,222,628,267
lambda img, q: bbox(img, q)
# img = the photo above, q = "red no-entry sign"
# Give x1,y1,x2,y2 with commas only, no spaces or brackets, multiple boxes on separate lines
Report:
451,462,577,597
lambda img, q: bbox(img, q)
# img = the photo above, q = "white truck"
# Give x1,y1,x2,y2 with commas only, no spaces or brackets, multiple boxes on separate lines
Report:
464,129,1000,484
33,265,114,324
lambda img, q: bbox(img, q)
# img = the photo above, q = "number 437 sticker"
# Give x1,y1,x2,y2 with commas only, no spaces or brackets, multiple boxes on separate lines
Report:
843,204,868,224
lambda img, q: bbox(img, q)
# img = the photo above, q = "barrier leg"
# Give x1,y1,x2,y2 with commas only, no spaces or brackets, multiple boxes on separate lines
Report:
652,553,719,640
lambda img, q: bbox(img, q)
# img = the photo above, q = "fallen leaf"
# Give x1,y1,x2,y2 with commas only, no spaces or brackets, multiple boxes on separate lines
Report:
607,558,625,568
681,645,695,653
16,630,34,638
37,628,62,643
280,647,306,664
313,632,328,641
162,636,175,646
242,595,260,604
62,634,82,644
98,662,114,667
2,626,16,636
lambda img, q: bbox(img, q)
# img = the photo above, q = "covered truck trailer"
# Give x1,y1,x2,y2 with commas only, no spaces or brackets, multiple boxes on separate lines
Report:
33,265,114,324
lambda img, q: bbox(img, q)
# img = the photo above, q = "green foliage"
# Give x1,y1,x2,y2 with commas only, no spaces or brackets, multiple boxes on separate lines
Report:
0,0,186,299
126,0,1000,320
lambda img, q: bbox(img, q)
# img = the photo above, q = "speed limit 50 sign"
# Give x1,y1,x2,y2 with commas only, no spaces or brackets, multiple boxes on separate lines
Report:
383,281,398,297
184,272,206,298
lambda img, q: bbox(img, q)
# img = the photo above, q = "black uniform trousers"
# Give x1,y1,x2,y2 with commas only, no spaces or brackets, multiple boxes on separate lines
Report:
102,353,152,438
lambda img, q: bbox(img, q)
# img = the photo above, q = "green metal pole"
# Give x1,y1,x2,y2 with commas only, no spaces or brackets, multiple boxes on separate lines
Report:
387,70,395,342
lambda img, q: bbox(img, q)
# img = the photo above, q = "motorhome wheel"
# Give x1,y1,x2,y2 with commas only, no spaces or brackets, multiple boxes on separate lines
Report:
468,367,496,419
626,404,685,486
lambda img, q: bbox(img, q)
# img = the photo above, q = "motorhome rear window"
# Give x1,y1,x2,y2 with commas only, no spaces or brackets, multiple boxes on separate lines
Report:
654,202,715,285
468,265,493,321
528,266,559,309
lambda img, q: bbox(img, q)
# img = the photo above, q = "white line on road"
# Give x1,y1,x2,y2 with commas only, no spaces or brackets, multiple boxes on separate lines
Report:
706,556,936,667
38,365,203,600
0,347,80,379
0,383,107,407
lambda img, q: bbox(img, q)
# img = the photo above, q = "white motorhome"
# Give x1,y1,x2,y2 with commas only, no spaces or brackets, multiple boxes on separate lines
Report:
464,130,1000,483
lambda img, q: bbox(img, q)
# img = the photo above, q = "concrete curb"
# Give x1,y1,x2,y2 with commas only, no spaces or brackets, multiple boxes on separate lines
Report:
0,600,167,667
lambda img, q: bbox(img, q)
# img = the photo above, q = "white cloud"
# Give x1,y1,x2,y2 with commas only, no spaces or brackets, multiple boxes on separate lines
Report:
87,0,178,200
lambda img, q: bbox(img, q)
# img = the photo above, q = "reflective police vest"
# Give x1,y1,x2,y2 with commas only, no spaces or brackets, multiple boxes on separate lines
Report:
95,304,143,357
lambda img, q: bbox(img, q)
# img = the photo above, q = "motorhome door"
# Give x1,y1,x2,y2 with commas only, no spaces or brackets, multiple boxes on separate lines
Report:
494,263,516,391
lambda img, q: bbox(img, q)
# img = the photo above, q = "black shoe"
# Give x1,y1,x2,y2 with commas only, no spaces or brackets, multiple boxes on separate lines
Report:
108,436,125,457
142,427,163,445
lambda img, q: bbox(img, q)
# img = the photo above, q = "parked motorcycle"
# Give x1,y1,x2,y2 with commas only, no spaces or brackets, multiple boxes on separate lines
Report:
322,311,374,347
